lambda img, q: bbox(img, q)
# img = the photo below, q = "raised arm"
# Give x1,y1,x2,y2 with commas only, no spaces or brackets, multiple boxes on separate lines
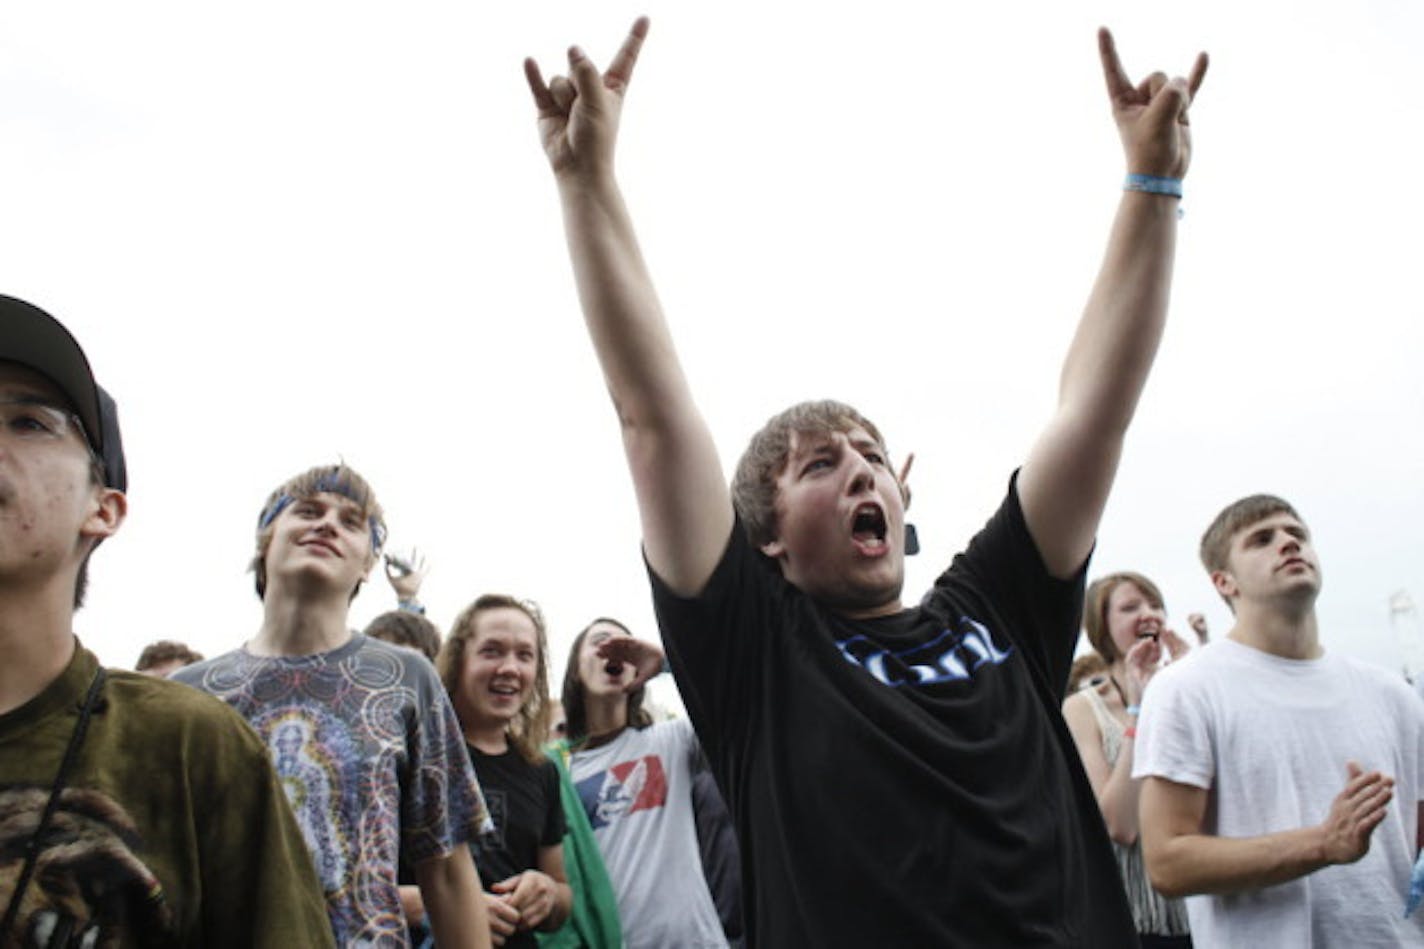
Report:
1139,764,1394,897
1019,29,1208,577
525,19,732,595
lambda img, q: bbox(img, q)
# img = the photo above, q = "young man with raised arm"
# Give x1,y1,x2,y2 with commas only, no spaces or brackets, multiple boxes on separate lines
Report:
1135,495,1424,946
0,296,334,946
174,465,493,948
525,19,1205,945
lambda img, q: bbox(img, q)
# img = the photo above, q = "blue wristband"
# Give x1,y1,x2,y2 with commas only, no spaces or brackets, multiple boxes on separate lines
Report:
1124,173,1183,198
1125,705,1142,717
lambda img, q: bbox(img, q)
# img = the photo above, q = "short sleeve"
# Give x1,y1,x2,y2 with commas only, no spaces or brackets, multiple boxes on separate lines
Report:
401,661,492,864
928,472,1088,702
1132,663,1215,790
648,522,782,773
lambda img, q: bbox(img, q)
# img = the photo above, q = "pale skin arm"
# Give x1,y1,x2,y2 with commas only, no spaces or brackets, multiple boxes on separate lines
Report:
1139,764,1395,898
415,847,493,949
525,18,732,597
1019,30,1209,577
1062,637,1161,844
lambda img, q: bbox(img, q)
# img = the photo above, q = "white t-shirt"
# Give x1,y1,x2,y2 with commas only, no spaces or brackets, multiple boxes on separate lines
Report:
570,718,727,949
1134,638,1424,948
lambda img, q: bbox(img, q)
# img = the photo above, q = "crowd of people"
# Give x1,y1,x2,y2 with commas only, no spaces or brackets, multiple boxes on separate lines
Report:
3,14,1423,949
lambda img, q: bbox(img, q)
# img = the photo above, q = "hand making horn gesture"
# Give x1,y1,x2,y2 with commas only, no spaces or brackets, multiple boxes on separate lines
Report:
1098,27,1208,179
524,17,650,180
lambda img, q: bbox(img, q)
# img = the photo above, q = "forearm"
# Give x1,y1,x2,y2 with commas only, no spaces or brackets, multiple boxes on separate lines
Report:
416,850,491,949
1097,739,1144,845
557,174,696,431
555,172,731,591
1145,825,1329,898
1060,191,1178,435
1019,192,1180,572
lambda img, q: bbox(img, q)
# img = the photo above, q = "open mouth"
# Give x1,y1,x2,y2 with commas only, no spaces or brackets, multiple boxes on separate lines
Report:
1135,618,1162,640
851,503,888,549
604,660,625,677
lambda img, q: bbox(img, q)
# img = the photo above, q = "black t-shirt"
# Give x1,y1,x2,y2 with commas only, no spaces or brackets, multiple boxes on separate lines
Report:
468,745,566,949
650,476,1137,947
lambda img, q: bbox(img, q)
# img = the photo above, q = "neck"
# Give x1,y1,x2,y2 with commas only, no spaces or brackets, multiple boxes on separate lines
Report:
0,574,80,715
837,597,905,620
1104,659,1134,704
582,691,629,745
251,586,353,657
1227,599,1321,660
463,720,511,755
458,699,513,755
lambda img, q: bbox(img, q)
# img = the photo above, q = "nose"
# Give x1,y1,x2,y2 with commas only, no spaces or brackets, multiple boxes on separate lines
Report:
845,452,876,495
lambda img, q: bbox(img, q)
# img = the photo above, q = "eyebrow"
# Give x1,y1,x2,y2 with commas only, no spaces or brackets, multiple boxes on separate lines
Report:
0,392,67,409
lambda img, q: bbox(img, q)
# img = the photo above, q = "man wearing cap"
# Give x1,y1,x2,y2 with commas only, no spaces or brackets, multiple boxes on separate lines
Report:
0,294,334,946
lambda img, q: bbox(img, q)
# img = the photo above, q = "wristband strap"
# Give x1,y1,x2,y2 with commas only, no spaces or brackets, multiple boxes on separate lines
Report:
1125,704,1142,717
397,598,426,615
1124,173,1183,198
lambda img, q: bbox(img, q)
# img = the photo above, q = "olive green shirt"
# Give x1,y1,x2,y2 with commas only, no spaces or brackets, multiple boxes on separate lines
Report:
0,641,334,947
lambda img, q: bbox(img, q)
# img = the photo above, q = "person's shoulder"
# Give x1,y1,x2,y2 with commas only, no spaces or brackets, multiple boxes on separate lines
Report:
1061,681,1098,716
534,753,561,781
1165,640,1234,678
356,632,435,674
167,649,243,688
103,668,266,751
646,716,699,752
1338,654,1420,703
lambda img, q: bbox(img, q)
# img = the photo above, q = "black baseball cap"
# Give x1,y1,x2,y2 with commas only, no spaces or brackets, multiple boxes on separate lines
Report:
0,294,127,492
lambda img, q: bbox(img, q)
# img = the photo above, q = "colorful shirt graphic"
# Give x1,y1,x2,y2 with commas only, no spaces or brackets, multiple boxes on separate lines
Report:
575,755,669,829
175,634,489,947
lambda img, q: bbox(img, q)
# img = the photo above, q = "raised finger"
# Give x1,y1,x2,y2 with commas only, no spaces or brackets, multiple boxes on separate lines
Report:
1187,51,1209,97
897,451,915,487
523,58,557,112
605,16,650,93
1097,27,1135,102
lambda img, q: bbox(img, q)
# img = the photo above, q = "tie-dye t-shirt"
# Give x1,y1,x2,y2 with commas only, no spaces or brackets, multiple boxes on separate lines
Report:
175,634,490,947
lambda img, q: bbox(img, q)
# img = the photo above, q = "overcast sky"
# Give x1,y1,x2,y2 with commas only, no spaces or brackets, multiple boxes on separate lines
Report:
2,1,1420,701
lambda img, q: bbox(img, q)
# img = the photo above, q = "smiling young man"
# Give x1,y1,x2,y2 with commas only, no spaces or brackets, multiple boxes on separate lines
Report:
174,464,493,948
525,19,1206,945
436,595,571,949
0,295,333,946
1134,496,1424,946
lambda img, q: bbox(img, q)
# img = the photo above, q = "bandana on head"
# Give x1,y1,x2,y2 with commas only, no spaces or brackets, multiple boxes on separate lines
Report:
257,472,387,554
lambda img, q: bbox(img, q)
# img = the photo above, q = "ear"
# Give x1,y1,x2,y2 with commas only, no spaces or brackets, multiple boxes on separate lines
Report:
80,488,127,543
1210,569,1237,601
